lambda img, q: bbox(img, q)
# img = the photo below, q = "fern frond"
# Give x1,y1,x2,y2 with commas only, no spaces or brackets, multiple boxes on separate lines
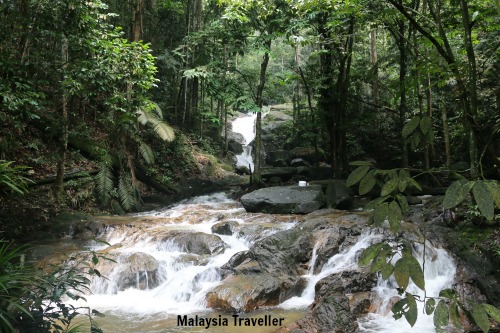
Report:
137,139,155,165
96,162,113,205
118,174,141,211
137,108,175,142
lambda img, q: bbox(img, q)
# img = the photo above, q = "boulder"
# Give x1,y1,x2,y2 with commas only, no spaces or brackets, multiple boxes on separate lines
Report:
260,167,297,180
240,185,325,214
211,220,239,236
325,180,353,210
227,139,243,154
158,231,226,255
289,147,326,164
94,252,160,293
290,158,310,167
206,274,282,312
235,165,251,175
266,150,290,166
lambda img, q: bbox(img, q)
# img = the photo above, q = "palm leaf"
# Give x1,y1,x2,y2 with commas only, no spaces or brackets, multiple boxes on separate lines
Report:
137,108,175,142
96,161,114,205
137,140,155,165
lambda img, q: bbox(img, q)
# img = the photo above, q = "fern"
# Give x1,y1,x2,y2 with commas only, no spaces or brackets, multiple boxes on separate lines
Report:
137,139,155,165
117,173,141,211
96,161,113,205
137,104,175,142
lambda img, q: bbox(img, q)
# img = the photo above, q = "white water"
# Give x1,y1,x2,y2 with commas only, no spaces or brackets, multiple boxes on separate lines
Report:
232,112,257,171
358,242,456,333
66,193,456,333
280,230,384,309
75,193,297,316
280,231,456,333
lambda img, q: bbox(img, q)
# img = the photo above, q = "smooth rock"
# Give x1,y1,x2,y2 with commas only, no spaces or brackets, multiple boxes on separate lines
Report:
240,185,325,214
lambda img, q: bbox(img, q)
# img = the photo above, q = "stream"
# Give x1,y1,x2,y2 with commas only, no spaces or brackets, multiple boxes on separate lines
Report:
36,192,457,333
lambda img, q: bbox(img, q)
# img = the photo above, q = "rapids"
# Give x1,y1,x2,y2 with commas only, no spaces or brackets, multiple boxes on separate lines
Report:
41,191,458,333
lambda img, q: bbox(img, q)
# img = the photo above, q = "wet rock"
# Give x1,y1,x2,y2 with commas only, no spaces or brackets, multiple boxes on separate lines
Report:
228,139,243,154
240,185,325,214
235,165,251,175
289,147,326,164
405,195,422,205
325,180,353,210
312,295,359,333
206,274,282,312
266,150,290,166
315,269,377,297
94,252,160,292
290,158,310,167
158,231,226,255
211,220,239,235
260,167,297,180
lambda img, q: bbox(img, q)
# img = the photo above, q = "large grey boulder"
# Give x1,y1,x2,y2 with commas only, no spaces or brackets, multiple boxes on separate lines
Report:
325,180,354,210
240,185,325,214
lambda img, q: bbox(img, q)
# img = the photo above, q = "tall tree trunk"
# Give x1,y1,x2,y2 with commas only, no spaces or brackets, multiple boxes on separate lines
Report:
460,0,479,178
253,39,272,182
398,19,409,168
53,36,69,197
440,96,452,169
370,25,379,104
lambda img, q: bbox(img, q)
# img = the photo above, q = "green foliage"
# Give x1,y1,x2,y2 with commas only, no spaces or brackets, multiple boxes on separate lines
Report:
444,179,499,222
0,161,32,196
0,240,105,332
402,115,434,151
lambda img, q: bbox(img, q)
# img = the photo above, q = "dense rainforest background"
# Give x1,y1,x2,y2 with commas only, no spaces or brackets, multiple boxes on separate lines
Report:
0,0,500,332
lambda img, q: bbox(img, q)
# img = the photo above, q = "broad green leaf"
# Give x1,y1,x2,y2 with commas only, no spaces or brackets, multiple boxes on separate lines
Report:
399,169,411,179
407,178,422,191
426,298,436,315
407,256,425,290
394,258,410,291
485,181,500,208
392,298,407,320
472,303,490,333
420,115,432,134
381,262,394,280
373,203,389,225
396,194,409,216
402,116,421,139
365,195,390,210
405,293,418,327
359,171,377,195
358,243,384,266
381,179,399,197
370,253,387,273
449,302,462,330
472,181,494,221
439,289,459,299
388,201,402,232
434,300,449,333
346,166,370,187
482,304,500,322
399,179,407,192
349,161,374,166
443,180,470,209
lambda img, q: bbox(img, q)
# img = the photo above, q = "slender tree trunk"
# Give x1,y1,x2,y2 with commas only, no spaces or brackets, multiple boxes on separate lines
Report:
53,36,69,197
253,39,272,182
460,0,479,178
398,20,409,168
441,97,452,169
370,26,379,104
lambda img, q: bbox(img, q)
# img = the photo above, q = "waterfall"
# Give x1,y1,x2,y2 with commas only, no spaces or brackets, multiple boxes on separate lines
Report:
232,112,257,171
280,230,383,309
358,242,456,333
55,192,458,332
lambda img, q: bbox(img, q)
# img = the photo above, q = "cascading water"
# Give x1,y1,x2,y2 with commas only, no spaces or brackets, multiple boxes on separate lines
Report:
231,107,269,172
49,192,458,332
358,242,456,333
232,112,257,171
